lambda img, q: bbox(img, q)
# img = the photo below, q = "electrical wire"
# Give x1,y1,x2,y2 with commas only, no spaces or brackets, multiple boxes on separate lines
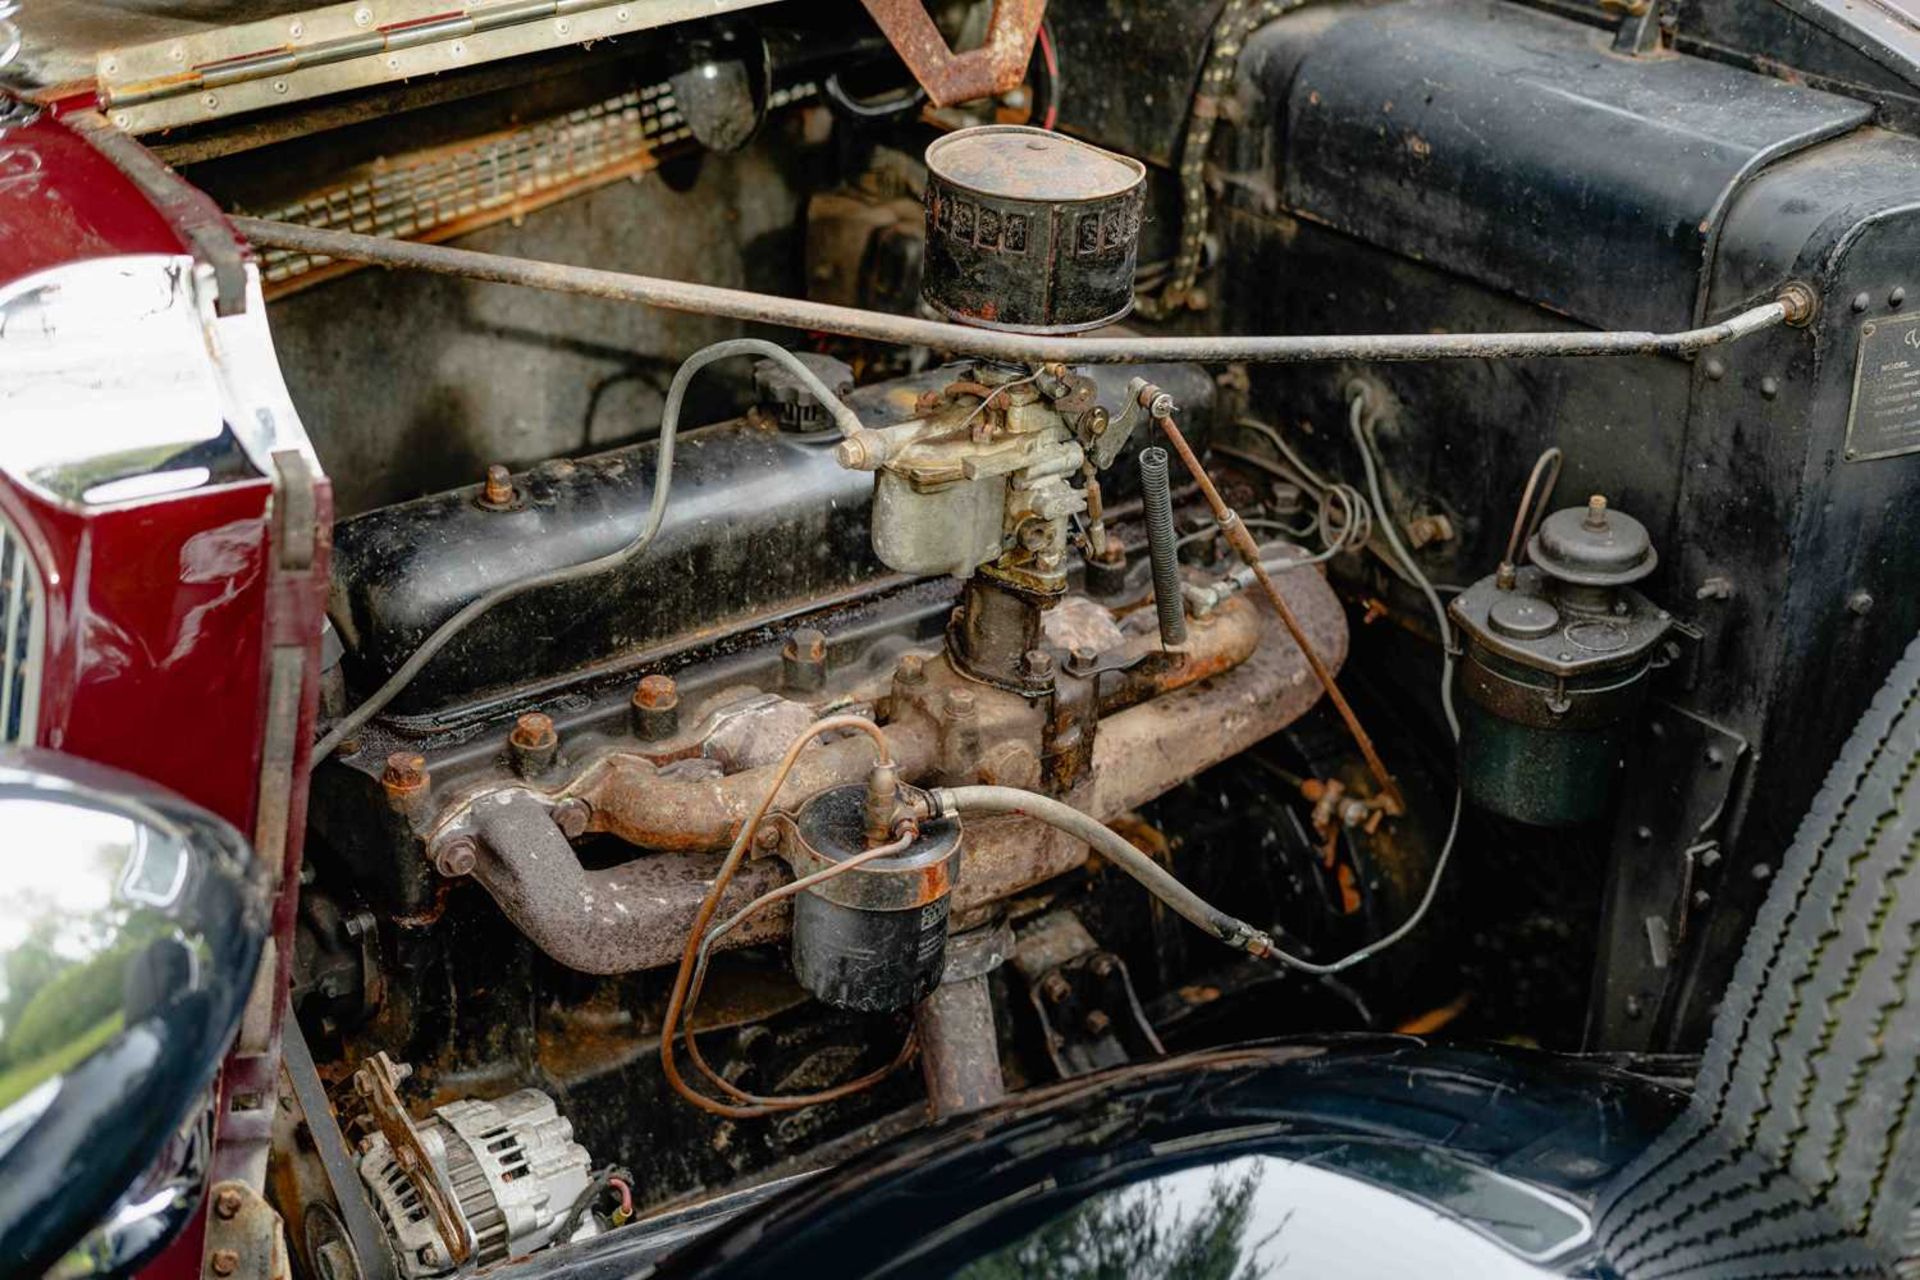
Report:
1502,446,1565,574
658,715,918,1119
1032,20,1061,131
311,339,862,764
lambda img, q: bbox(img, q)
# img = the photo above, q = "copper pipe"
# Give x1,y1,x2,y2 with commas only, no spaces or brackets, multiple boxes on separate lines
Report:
1151,403,1405,814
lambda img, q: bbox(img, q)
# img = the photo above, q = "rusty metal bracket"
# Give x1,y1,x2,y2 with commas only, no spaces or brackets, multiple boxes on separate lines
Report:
349,1054,473,1267
202,1180,291,1280
1013,911,1164,1078
857,0,1045,109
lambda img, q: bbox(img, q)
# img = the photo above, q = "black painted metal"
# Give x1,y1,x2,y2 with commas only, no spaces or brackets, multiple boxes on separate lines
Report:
1206,0,1920,1050
1243,0,1868,331
329,363,1214,718
788,787,959,1014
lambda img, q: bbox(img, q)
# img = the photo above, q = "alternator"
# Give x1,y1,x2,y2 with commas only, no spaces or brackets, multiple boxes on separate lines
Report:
359,1088,596,1277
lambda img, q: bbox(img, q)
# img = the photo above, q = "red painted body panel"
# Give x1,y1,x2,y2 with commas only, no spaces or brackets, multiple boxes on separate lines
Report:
1,108,331,1280
0,110,187,287
4,478,277,825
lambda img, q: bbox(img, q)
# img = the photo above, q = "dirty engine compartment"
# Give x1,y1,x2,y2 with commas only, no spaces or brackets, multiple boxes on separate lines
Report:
71,0,1920,1273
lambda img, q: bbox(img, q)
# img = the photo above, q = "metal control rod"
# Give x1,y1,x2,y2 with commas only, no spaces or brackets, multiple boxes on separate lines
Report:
231,218,1808,365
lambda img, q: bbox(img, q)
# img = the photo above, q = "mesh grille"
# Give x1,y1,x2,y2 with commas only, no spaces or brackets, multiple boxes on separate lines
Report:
251,79,817,292
0,511,42,747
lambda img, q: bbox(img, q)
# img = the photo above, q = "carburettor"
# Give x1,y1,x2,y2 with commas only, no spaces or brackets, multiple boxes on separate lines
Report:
833,123,1151,691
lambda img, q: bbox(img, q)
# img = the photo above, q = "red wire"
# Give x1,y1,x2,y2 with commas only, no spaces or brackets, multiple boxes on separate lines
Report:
1036,24,1059,131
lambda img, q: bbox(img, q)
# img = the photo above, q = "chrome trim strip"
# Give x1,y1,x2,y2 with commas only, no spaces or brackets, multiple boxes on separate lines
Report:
0,508,41,747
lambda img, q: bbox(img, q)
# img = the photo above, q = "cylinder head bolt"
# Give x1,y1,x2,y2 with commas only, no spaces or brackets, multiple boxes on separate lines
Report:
1448,493,1671,827
786,784,963,1013
921,125,1147,335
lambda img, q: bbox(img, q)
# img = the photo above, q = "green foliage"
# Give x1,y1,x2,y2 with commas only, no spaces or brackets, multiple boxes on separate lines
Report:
1,941,132,1070
955,1163,1278,1280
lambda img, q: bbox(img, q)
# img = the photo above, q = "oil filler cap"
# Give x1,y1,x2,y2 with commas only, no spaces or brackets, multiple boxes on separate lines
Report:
1527,495,1657,587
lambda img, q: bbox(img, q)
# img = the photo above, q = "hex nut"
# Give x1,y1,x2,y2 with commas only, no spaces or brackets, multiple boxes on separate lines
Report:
632,674,681,739
435,838,478,878
552,798,590,839
510,712,559,776
782,627,829,692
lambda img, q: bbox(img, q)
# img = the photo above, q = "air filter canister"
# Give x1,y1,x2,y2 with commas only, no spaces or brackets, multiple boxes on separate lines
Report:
787,784,962,1013
922,124,1147,334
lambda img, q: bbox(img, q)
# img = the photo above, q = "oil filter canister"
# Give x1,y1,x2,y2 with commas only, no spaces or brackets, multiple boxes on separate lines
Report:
787,784,963,1013
922,125,1146,334
1448,496,1672,827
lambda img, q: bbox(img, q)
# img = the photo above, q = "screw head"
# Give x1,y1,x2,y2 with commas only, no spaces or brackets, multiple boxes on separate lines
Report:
210,1250,240,1277
943,687,977,718
1021,649,1055,681
214,1186,245,1220
1848,590,1875,616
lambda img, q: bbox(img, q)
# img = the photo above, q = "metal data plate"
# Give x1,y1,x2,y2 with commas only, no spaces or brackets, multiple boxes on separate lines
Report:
1845,316,1920,462
98,0,782,136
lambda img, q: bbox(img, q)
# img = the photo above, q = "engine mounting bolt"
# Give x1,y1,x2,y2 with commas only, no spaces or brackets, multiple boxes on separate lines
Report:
434,837,478,878
631,674,680,740
895,653,927,686
944,687,977,719
1089,954,1118,979
1021,649,1055,682
210,1250,240,1277
552,798,590,839
509,712,559,777
214,1187,245,1220
1040,972,1071,1004
1067,646,1099,675
755,824,782,853
480,464,516,510
782,627,829,693
1083,1010,1112,1036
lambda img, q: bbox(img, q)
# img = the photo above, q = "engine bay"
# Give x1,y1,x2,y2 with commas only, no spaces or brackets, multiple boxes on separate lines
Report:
65,0,1918,1272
